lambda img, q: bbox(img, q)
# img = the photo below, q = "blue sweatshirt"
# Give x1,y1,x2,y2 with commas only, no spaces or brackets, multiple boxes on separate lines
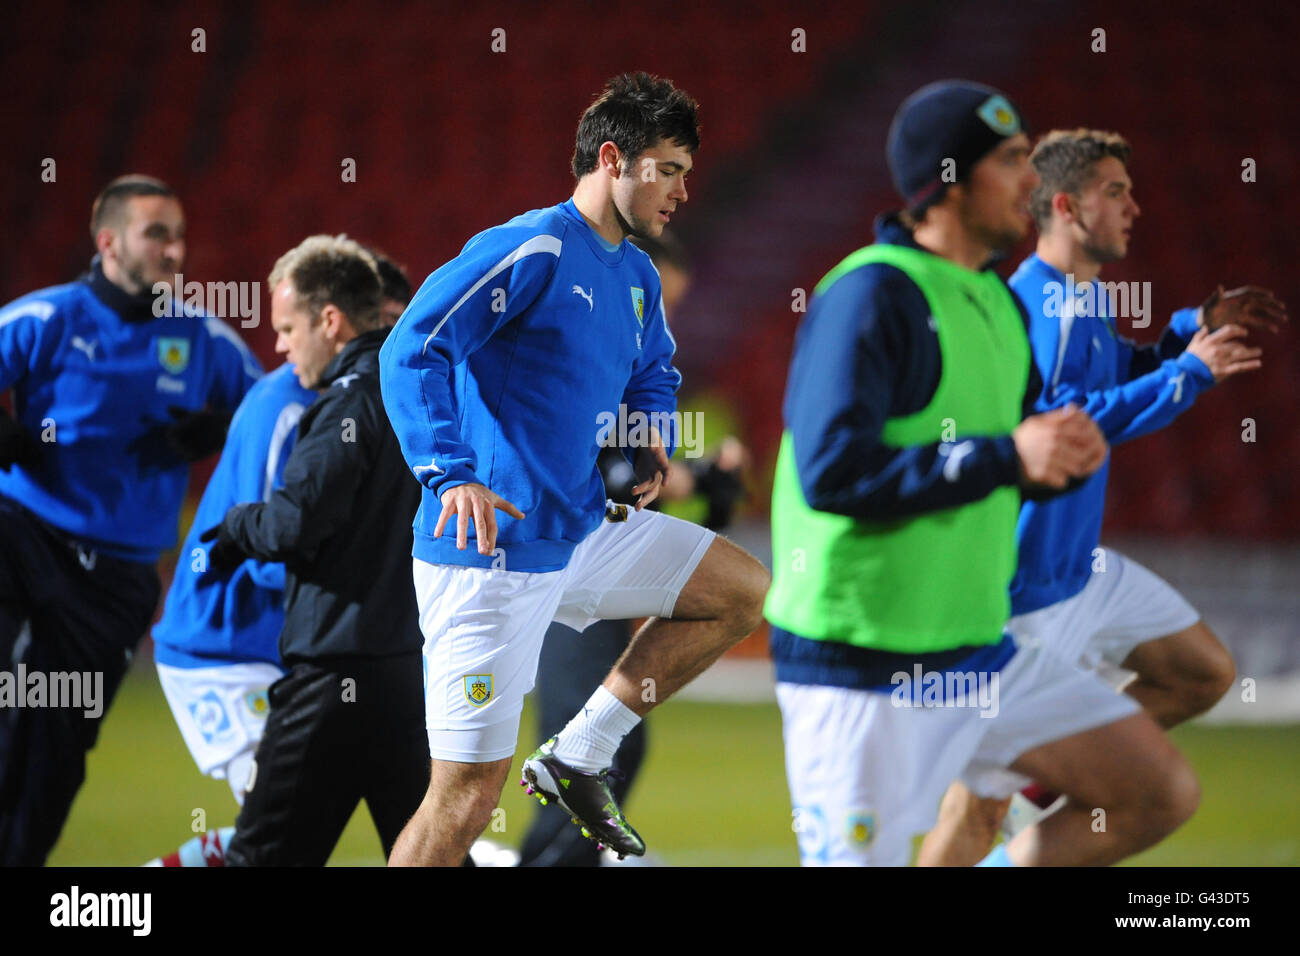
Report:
380,198,680,572
1007,254,1212,613
770,215,1038,689
0,261,261,561
153,363,316,669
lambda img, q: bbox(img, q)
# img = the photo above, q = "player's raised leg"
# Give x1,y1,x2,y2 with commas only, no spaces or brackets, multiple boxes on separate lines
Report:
999,711,1199,866
1119,620,1235,728
922,558,1237,865
520,501,768,857
919,620,1229,867
604,536,769,714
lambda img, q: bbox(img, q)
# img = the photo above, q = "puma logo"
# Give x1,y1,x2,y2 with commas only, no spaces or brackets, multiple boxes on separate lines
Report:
1170,371,1185,403
414,460,444,478
201,830,225,864
941,440,975,483
571,285,594,311
70,336,97,361
332,373,360,389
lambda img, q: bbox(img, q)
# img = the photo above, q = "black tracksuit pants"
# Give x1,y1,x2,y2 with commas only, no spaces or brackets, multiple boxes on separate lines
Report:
225,650,429,866
0,496,160,866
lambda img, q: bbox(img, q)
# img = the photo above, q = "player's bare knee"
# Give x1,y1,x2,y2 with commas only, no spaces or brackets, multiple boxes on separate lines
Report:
951,791,1006,844
1134,754,1200,839
725,550,770,636
937,781,983,819
975,795,1012,836
1198,640,1236,711
1177,636,1236,718
1163,759,1201,830
1180,672,1232,720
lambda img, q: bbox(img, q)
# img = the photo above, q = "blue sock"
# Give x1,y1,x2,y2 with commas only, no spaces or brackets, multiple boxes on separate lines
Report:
976,844,1015,867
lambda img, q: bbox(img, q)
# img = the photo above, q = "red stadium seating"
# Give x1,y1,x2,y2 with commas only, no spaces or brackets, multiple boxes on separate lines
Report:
0,0,1293,536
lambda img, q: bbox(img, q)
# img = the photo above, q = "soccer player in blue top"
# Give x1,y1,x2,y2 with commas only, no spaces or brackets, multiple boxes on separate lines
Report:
381,73,770,865
0,174,261,864
918,129,1286,865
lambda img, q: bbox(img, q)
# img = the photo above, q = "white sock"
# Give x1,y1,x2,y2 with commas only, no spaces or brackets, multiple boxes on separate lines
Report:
551,685,641,772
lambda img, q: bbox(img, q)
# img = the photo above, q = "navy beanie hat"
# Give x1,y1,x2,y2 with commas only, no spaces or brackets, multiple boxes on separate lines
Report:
887,80,1026,215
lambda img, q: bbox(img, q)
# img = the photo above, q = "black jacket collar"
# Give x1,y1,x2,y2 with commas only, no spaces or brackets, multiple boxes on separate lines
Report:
84,256,161,323
318,327,389,387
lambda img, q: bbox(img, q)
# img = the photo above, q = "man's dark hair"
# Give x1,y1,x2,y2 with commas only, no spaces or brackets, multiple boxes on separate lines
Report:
571,72,700,179
268,234,384,332
630,229,692,275
89,174,175,238
1029,129,1132,230
369,249,413,305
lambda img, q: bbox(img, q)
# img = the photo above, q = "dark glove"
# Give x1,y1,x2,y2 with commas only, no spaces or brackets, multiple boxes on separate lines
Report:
198,512,249,574
127,406,231,474
162,406,231,461
690,459,745,530
0,409,41,471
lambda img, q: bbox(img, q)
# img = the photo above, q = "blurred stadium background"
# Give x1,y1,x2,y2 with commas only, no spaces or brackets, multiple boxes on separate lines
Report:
2,0,1296,865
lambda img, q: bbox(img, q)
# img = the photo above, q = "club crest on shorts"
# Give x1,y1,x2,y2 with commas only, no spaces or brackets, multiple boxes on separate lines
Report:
244,688,270,718
605,502,629,523
463,674,493,707
188,689,233,744
630,287,645,326
845,810,875,848
157,336,190,374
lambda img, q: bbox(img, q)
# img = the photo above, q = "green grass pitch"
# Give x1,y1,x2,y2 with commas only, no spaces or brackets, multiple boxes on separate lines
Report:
46,663,1300,866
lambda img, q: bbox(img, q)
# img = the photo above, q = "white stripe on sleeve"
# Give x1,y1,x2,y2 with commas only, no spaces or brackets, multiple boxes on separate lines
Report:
421,234,563,355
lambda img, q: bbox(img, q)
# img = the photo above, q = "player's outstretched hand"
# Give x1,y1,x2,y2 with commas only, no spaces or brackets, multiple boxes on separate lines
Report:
435,483,526,554
1186,324,1264,382
1013,404,1108,493
1199,285,1288,334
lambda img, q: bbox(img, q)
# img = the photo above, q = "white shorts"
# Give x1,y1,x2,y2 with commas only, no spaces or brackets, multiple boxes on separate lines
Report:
1009,548,1200,676
156,661,284,804
413,503,716,762
777,641,1139,866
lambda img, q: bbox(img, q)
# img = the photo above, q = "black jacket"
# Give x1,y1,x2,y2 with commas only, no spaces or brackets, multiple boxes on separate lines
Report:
218,329,422,663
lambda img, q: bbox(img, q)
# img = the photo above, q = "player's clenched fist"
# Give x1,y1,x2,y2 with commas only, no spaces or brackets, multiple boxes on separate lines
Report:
1185,324,1264,383
435,483,526,555
1013,404,1108,493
